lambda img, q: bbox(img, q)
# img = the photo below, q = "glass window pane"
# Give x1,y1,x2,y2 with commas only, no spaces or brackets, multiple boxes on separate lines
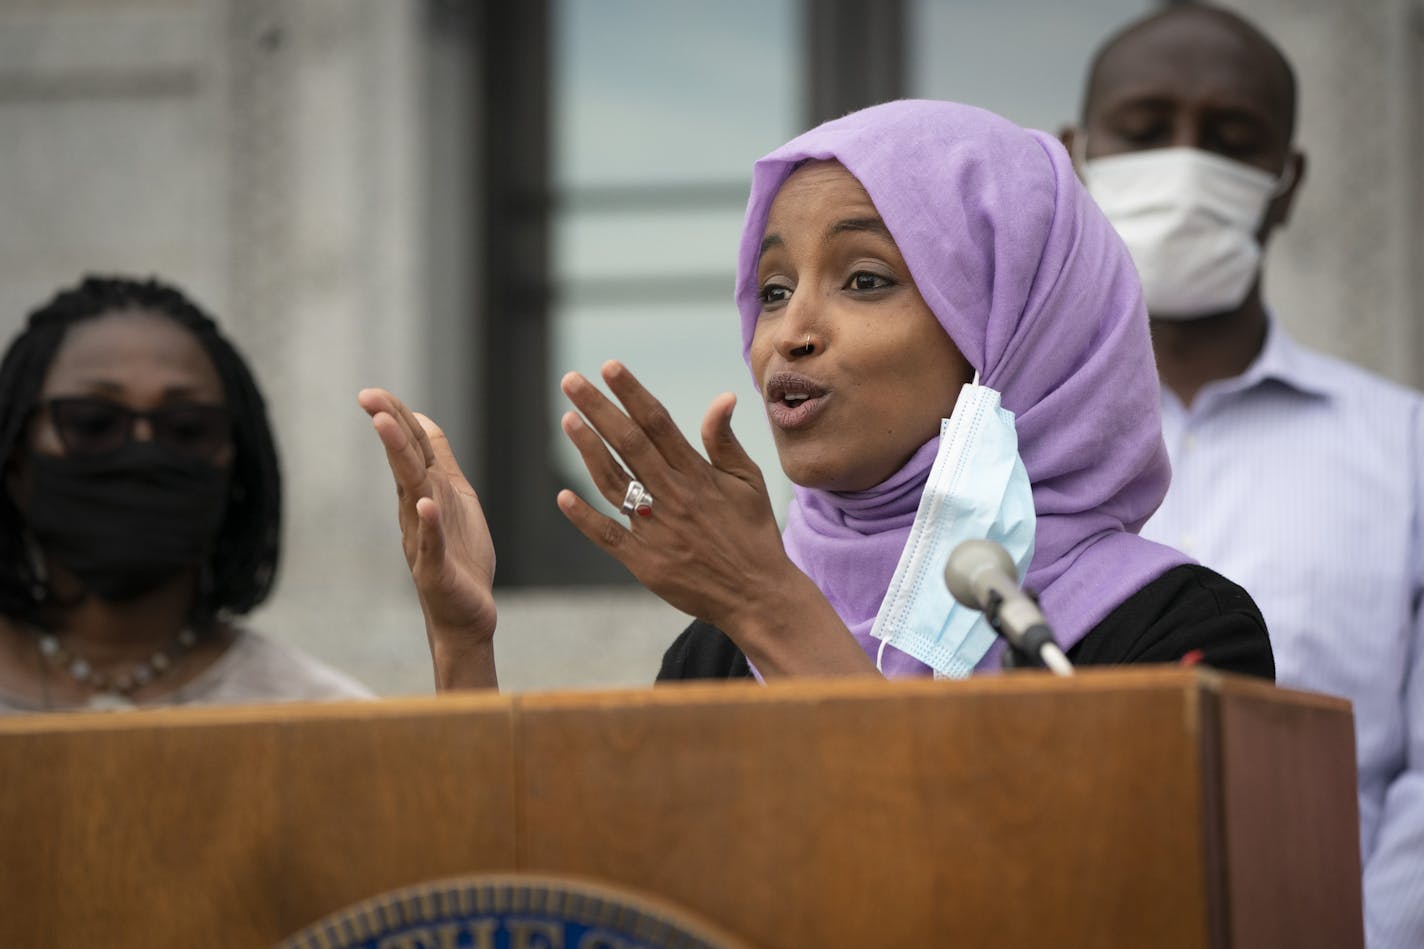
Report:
907,0,1155,134
554,0,800,187
551,0,802,520
556,207,746,288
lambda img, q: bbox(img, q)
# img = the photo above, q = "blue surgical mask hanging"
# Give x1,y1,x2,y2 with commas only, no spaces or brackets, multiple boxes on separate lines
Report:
869,379,1036,678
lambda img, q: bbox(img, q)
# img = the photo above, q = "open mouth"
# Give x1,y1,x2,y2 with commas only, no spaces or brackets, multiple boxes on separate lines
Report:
764,372,829,429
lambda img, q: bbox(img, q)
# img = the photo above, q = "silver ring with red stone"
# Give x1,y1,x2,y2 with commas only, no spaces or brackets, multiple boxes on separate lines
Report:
620,480,654,518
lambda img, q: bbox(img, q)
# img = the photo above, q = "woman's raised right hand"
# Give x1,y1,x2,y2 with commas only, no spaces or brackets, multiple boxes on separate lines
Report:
358,388,498,689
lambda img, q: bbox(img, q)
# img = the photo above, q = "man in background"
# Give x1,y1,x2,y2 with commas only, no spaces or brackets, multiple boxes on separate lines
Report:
1064,5,1422,945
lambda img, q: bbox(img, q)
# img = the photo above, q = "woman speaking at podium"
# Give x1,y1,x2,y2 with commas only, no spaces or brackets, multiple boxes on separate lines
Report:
361,100,1274,689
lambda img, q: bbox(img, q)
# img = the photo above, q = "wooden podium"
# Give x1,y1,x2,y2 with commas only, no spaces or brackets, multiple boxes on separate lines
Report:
0,668,1361,948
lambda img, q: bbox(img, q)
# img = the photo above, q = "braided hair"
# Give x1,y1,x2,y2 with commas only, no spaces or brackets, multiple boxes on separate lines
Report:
0,275,282,627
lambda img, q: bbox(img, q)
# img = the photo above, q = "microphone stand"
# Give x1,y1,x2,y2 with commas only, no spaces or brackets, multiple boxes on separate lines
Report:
983,589,1075,676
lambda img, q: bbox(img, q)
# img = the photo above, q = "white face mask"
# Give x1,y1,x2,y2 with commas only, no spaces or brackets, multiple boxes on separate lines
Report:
1082,147,1288,320
869,379,1036,679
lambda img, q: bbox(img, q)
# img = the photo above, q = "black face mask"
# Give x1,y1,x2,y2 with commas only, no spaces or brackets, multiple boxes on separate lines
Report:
24,444,230,602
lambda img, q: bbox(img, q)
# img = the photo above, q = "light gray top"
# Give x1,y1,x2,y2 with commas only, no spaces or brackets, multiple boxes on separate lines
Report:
0,628,374,713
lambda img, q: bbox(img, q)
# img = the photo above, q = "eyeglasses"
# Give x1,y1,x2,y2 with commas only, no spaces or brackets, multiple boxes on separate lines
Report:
40,397,232,459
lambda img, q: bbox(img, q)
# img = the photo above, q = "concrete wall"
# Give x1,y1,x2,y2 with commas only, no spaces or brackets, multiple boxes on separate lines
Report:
1224,0,1424,388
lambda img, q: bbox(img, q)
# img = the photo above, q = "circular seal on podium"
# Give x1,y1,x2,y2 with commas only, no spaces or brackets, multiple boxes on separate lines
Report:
276,873,754,949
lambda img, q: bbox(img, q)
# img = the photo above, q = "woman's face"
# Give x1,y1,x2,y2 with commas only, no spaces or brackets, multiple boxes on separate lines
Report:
29,309,232,466
750,161,973,492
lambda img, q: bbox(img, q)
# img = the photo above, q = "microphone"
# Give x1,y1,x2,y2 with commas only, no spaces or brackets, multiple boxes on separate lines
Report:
944,539,1074,676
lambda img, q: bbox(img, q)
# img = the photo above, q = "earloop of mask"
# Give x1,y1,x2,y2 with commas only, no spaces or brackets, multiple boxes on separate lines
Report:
1269,158,1297,199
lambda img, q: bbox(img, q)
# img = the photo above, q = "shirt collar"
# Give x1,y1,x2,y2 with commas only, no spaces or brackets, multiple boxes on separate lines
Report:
1207,315,1335,401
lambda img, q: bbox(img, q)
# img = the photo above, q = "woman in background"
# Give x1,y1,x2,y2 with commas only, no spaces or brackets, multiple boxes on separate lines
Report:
0,275,370,711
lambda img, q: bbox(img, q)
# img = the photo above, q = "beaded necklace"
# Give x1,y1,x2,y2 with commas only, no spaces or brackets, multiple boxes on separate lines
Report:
37,628,197,708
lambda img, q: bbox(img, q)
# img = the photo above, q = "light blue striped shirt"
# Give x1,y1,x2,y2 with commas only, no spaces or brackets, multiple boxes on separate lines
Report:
1141,320,1424,948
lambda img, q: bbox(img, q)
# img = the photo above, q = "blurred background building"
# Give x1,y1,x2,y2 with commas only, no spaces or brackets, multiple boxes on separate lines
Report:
1,0,1419,694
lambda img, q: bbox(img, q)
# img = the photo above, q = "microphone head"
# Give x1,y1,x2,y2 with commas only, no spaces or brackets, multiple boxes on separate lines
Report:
944,539,1017,608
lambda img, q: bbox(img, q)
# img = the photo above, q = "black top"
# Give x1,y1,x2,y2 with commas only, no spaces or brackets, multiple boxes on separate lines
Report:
656,563,1274,682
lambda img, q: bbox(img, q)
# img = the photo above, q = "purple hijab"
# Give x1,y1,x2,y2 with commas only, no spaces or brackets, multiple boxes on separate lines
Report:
735,100,1188,676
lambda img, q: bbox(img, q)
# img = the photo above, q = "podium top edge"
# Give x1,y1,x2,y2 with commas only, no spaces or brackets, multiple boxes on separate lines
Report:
0,666,1346,735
